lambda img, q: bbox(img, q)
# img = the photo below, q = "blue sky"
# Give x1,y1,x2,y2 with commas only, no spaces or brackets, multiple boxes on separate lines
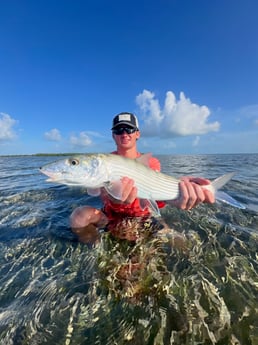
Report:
0,0,258,155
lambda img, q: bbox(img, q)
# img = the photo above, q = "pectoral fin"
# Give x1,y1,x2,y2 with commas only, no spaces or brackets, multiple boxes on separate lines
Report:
87,188,101,196
103,180,123,200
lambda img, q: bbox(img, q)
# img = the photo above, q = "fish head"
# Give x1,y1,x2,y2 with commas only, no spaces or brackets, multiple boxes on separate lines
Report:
39,155,103,187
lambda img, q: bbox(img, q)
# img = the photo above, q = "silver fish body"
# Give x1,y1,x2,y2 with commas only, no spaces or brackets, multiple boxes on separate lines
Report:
40,153,180,200
40,153,245,209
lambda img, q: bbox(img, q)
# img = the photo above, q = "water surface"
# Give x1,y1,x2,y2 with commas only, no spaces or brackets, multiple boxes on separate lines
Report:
0,154,257,344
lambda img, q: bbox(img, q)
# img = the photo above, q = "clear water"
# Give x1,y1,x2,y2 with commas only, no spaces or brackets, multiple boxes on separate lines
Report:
0,154,257,345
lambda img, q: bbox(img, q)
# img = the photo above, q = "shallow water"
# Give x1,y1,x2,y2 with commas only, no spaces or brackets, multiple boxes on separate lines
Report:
0,154,257,345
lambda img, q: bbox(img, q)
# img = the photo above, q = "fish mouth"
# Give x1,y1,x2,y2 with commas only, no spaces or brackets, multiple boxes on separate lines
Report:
39,168,83,185
39,168,62,181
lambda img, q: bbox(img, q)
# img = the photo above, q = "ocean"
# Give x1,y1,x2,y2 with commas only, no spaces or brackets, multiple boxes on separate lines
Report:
0,154,257,345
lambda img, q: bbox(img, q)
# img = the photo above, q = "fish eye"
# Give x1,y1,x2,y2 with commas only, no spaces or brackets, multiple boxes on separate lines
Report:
69,158,79,166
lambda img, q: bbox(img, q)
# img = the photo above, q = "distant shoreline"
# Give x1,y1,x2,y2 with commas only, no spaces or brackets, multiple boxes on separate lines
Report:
1,152,257,158
0,153,86,157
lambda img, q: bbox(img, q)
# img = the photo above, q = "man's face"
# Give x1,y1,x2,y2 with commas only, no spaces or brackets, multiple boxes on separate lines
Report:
112,127,140,149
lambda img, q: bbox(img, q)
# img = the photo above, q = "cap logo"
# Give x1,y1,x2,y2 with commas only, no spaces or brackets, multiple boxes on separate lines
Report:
118,114,131,122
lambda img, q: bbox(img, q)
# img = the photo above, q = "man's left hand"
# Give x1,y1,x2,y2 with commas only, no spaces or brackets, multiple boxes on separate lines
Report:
169,177,215,210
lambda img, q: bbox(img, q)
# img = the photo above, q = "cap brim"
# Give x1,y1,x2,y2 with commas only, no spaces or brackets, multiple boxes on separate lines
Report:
111,121,138,130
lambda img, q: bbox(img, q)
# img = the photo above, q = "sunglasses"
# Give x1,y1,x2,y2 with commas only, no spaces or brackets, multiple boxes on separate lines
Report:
112,127,137,135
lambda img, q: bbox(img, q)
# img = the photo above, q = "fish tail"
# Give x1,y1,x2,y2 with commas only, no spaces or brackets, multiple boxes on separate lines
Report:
211,172,245,209
211,172,235,190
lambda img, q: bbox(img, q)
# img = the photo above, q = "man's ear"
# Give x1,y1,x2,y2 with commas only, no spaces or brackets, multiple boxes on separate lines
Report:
136,131,141,140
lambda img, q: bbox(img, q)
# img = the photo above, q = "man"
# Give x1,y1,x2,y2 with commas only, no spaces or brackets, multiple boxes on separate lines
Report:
70,112,214,243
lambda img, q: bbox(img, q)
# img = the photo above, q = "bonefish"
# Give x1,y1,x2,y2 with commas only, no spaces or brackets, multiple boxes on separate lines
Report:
40,153,245,213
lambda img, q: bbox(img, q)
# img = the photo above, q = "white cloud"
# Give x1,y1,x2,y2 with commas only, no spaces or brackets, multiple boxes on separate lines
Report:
0,113,18,141
44,128,62,141
239,104,258,118
70,132,92,147
85,131,105,138
254,119,258,126
136,90,220,137
193,136,200,146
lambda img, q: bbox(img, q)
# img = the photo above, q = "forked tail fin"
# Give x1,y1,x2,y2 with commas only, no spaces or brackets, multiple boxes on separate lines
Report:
211,172,245,209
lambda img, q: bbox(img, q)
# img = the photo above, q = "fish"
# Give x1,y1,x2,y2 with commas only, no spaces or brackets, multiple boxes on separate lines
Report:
40,153,245,214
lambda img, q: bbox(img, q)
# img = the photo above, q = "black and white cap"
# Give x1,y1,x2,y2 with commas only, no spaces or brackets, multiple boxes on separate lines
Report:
111,112,139,130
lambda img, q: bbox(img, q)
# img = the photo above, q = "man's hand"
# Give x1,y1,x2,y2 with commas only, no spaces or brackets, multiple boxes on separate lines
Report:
169,177,215,210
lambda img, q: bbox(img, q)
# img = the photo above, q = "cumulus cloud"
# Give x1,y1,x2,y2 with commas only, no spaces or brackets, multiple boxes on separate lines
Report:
70,132,92,147
136,90,220,137
0,113,18,141
193,136,200,147
44,128,62,141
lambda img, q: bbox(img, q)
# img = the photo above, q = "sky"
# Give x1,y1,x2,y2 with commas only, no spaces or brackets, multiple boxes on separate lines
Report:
0,0,258,155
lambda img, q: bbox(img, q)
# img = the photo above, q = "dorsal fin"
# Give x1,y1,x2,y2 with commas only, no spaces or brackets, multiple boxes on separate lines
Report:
136,153,152,167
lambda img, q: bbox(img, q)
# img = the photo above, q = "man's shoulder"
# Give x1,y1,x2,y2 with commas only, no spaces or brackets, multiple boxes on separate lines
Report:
148,156,160,171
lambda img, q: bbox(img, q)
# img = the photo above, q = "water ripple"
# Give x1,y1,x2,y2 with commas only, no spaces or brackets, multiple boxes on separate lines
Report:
0,155,257,344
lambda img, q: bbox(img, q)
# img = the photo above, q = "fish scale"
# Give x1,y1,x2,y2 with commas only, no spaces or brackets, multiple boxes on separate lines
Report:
100,154,180,200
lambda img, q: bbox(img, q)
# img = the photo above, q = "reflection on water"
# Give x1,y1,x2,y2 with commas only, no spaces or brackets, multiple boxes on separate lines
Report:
0,155,257,344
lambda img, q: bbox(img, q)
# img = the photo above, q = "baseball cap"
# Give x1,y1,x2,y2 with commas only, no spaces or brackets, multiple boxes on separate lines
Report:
111,112,139,130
